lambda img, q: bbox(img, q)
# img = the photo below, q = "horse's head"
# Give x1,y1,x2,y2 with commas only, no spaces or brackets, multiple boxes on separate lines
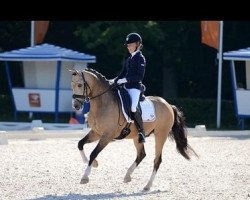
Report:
70,68,112,111
70,69,91,111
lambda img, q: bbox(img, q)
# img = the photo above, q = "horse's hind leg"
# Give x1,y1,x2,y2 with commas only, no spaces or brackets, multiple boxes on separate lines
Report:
143,129,168,191
124,138,146,183
78,129,100,167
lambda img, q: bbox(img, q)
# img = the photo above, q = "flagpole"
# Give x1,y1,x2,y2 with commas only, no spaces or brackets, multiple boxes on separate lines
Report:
31,21,35,47
30,21,35,120
216,21,224,128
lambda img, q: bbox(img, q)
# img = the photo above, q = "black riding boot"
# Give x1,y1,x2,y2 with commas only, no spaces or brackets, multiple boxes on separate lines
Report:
131,111,146,143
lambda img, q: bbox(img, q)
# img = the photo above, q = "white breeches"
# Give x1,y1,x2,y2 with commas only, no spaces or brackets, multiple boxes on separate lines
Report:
126,88,141,112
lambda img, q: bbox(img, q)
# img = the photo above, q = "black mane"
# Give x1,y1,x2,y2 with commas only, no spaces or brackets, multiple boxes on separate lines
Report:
85,68,110,85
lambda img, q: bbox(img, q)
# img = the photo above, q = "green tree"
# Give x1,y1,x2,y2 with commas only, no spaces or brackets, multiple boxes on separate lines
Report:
0,21,29,95
74,21,165,96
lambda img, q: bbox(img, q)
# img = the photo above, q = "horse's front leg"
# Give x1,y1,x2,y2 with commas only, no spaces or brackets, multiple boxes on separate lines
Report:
78,129,100,168
124,137,146,183
81,134,113,184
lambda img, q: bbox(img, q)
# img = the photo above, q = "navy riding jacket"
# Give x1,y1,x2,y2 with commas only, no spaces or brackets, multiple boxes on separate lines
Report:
116,51,146,90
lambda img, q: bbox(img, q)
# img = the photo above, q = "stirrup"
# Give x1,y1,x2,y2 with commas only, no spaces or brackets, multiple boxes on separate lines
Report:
138,132,145,143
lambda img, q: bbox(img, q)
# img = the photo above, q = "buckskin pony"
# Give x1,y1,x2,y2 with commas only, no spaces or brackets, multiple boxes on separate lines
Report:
70,68,198,191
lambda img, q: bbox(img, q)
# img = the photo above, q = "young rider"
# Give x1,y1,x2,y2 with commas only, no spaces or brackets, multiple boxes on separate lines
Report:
115,32,146,143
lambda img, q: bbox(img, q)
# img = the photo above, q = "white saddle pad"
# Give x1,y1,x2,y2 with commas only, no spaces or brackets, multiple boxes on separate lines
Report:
118,90,156,123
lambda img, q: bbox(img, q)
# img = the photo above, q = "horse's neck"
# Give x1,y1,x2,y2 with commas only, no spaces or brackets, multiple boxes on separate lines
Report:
89,82,113,114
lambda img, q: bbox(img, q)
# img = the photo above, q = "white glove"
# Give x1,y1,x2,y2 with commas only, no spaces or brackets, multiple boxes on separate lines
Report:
117,78,127,84
109,78,115,84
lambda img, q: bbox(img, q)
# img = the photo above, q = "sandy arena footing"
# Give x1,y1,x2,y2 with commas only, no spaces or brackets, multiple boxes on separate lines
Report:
0,130,249,200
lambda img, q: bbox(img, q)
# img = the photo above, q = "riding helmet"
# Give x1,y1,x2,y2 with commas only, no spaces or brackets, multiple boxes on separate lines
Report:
124,32,142,45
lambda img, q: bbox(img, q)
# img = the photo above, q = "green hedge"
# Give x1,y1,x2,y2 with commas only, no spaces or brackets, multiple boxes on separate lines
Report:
0,95,249,129
167,98,246,130
0,95,13,121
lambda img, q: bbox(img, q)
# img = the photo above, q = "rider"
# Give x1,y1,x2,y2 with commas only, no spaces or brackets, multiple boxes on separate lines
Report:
114,32,146,143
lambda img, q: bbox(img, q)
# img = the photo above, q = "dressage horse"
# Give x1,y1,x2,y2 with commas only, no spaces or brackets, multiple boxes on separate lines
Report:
71,68,198,191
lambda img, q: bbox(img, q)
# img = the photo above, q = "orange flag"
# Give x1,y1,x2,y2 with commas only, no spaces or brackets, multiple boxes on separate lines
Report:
201,21,220,50
35,21,49,44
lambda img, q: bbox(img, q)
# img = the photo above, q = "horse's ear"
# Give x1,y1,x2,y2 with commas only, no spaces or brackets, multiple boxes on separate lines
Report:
67,67,75,72
68,68,78,75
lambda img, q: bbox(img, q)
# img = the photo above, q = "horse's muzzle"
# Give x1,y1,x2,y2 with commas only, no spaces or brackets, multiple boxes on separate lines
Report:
72,99,83,111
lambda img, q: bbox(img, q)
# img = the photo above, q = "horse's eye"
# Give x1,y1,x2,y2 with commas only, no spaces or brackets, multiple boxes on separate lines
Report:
78,84,82,87
72,72,77,76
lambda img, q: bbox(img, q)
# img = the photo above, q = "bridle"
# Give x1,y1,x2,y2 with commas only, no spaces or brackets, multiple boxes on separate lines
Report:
72,71,91,104
72,71,115,105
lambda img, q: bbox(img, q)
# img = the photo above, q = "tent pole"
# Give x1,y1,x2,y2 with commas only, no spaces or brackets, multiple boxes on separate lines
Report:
55,61,62,123
29,21,35,119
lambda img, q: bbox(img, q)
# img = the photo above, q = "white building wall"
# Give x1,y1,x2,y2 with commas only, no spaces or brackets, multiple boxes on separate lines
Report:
19,61,88,112
23,61,57,88
23,61,87,89
246,61,250,89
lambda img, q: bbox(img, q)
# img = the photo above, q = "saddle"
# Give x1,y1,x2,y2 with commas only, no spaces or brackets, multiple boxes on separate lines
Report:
115,85,151,139
114,84,147,140
116,85,145,119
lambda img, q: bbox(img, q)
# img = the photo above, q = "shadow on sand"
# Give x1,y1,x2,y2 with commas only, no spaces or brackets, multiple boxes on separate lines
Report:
28,190,167,200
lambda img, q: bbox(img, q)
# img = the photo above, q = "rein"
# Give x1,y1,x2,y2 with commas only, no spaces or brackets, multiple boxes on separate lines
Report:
72,86,115,102
72,71,116,103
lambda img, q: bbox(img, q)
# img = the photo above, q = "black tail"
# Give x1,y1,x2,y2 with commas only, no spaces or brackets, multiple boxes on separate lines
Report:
170,105,198,160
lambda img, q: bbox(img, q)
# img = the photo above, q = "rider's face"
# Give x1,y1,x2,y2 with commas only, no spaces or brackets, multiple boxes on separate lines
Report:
127,42,138,54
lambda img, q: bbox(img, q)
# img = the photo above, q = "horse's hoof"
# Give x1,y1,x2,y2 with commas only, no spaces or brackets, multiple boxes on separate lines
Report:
92,160,98,168
123,176,131,183
143,186,150,191
80,177,89,184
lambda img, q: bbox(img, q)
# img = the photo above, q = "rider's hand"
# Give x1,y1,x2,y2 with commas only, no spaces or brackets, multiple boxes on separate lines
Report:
117,78,127,84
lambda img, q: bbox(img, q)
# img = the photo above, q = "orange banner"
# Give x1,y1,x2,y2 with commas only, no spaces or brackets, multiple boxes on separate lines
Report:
201,21,220,50
35,21,49,45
